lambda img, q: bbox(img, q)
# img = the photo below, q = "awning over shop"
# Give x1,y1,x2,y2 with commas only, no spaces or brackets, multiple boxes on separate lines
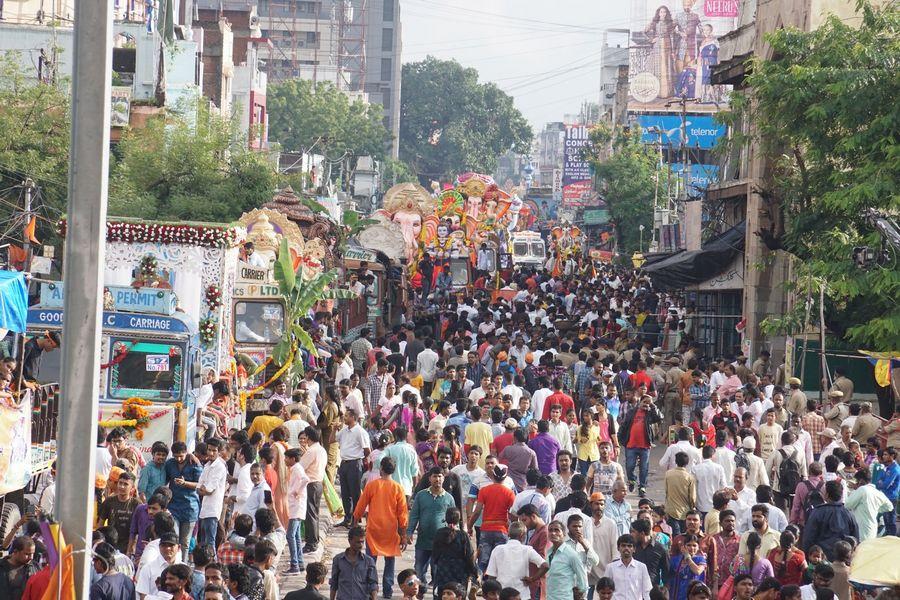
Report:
642,221,746,290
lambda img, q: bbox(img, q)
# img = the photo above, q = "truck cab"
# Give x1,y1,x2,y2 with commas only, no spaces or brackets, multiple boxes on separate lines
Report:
510,231,546,268
27,282,201,456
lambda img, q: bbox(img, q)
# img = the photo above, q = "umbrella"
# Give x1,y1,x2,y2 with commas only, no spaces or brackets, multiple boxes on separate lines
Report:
850,537,900,586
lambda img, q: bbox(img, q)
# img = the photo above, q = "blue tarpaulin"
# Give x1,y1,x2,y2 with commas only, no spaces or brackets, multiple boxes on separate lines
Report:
0,270,28,333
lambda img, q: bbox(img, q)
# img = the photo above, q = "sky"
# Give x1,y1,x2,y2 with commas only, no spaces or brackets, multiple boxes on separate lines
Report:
400,0,631,131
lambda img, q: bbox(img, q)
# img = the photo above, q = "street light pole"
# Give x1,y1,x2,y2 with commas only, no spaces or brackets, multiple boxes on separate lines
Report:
55,0,113,594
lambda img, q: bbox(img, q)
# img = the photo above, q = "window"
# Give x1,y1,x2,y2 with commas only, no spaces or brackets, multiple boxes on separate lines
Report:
381,89,391,109
380,58,392,81
109,341,184,400
531,242,545,258
513,242,528,257
233,301,284,344
383,0,394,21
381,28,393,51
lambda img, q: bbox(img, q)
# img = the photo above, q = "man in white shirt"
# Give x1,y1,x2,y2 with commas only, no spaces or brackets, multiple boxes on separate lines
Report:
709,361,728,393
334,349,354,387
298,426,328,553
712,432,737,484
531,380,553,420
335,409,371,527
197,440,229,551
604,534,653,600
658,428,702,471
228,444,255,518
339,380,367,419
282,409,310,448
692,445,727,514
547,405,574,453
416,338,440,396
284,448,310,573
135,533,183,600
485,521,547,599
239,464,271,529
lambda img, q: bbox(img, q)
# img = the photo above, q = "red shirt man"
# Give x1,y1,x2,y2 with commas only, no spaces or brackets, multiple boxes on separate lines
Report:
541,379,575,420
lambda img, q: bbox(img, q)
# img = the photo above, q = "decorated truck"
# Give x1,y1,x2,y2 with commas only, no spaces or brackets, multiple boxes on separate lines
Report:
24,219,246,459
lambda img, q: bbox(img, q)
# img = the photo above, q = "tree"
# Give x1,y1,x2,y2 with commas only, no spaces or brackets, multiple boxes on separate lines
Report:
584,123,664,255
0,55,70,240
400,57,532,180
733,2,900,349
380,158,417,189
267,79,390,160
109,103,276,221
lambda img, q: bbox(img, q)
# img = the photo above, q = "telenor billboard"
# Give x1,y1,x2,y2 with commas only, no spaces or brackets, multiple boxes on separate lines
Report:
634,114,727,149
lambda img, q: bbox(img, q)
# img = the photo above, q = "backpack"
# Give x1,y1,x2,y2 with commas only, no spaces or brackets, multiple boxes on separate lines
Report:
734,448,751,472
778,448,803,494
801,479,826,519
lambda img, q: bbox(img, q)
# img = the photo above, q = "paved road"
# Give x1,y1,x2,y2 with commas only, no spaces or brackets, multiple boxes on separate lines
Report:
278,444,671,598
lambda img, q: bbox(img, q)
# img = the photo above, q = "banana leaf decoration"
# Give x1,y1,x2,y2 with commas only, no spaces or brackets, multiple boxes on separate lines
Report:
272,238,358,384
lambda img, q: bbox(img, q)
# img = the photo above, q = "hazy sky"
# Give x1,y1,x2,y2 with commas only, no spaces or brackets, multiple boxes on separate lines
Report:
400,0,631,131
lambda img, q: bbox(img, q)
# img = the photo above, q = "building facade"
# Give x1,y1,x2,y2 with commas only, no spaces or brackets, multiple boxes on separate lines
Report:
256,0,401,157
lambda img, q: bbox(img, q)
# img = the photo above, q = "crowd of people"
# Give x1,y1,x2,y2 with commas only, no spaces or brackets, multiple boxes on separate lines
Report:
2,264,898,600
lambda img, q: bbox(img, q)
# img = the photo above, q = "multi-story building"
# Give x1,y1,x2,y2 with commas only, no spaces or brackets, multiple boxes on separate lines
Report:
256,0,401,157
195,0,270,149
709,0,877,365
535,122,565,189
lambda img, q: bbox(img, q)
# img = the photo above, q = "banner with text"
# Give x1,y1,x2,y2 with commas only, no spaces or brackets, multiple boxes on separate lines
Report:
628,0,739,112
634,114,727,149
562,125,597,207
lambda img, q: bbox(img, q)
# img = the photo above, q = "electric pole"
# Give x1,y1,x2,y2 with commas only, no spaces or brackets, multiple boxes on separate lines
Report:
22,179,35,272
666,96,699,204
55,0,113,594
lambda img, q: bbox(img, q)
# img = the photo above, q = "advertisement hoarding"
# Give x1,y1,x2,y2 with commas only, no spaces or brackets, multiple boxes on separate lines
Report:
562,125,597,207
628,0,739,112
634,114,727,149
671,162,720,193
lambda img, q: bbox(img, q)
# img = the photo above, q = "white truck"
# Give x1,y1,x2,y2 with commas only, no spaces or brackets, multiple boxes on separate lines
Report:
509,231,547,268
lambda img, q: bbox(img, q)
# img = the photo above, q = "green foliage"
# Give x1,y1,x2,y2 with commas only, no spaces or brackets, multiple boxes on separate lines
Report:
0,55,70,240
109,103,276,221
381,158,417,188
267,79,390,160
584,123,665,255
735,1,900,349
400,57,533,180
271,238,358,383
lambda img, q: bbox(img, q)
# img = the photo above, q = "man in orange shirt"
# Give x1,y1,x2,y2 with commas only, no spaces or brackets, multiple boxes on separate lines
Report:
353,456,409,598
467,465,516,572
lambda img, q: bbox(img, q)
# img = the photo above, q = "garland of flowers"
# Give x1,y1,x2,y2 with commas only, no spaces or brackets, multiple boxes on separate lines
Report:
199,317,217,346
57,220,240,249
98,397,175,439
204,284,223,311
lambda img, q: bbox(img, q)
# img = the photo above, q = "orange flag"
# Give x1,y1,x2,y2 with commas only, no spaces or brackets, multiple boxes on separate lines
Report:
41,543,75,600
24,216,39,244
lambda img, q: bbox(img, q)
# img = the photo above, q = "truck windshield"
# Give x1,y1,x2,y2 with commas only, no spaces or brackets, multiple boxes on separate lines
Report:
109,340,183,400
234,301,284,344
512,242,528,257
531,242,545,258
